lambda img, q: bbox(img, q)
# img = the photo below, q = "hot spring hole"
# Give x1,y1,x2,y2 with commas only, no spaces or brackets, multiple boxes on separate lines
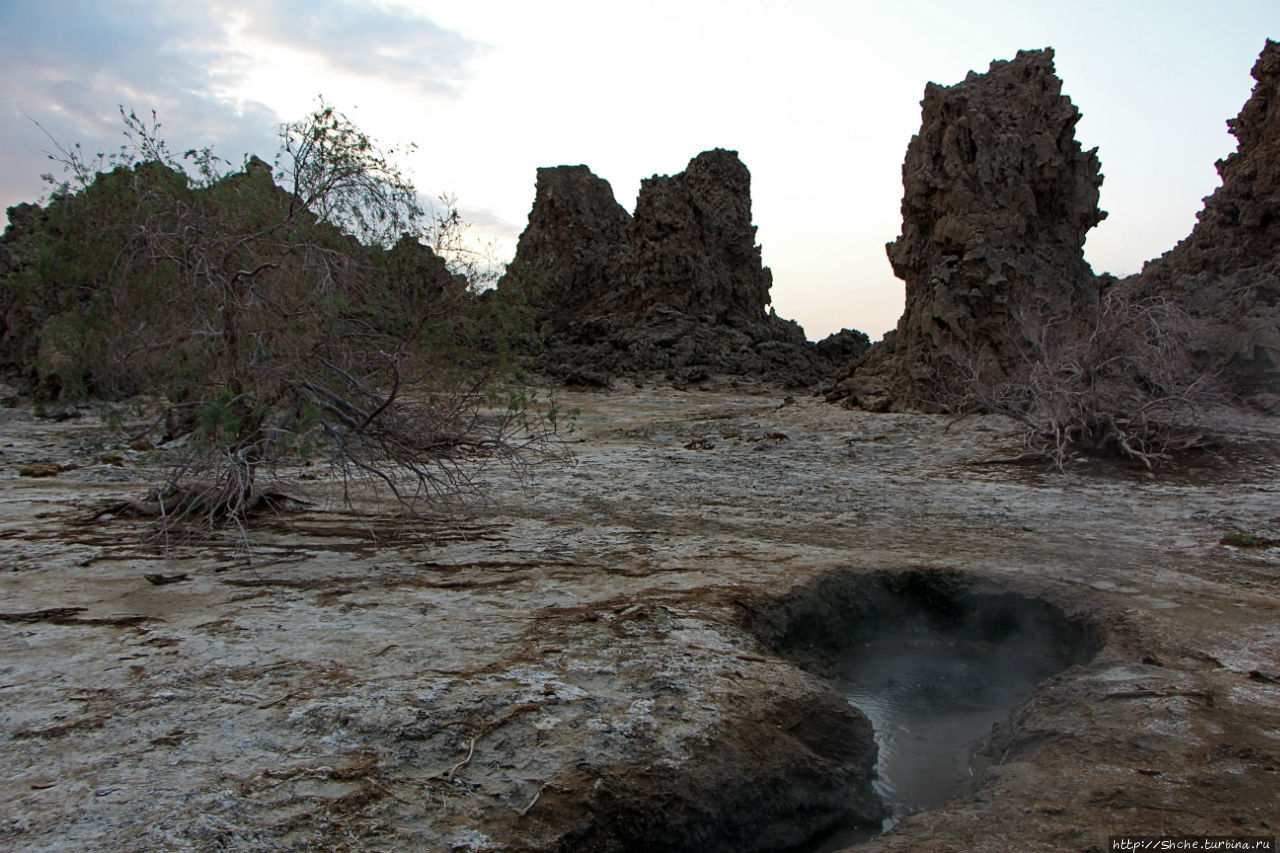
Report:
755,570,1100,850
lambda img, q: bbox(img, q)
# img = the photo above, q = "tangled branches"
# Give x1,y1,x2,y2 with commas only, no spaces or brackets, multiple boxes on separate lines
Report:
14,103,567,541
940,289,1224,470
144,370,569,541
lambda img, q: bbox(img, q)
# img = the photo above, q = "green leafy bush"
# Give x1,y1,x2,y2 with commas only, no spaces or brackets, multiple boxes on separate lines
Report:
2,104,564,536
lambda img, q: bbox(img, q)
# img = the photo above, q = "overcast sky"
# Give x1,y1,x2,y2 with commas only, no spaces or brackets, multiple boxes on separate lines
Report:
0,1,1274,340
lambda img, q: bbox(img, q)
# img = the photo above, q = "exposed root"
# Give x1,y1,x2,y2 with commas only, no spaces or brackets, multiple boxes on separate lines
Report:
430,703,542,782
517,782,548,817
87,484,311,525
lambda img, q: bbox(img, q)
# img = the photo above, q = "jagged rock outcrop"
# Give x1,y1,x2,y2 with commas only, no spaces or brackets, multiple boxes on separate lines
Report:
814,328,872,367
381,232,466,308
829,48,1105,410
1125,39,1280,401
500,165,633,318
501,150,860,389
628,149,773,320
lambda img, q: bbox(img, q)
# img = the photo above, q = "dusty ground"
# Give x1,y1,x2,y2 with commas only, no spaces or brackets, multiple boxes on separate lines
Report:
1,386,1278,852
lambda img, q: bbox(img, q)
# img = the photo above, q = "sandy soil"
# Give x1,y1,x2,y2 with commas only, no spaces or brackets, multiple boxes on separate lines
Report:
1,387,1278,851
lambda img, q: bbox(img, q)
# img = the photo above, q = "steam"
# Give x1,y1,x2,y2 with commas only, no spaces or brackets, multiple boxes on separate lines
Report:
837,604,1073,822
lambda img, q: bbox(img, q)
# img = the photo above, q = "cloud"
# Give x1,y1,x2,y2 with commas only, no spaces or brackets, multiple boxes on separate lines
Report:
0,1,478,218
237,0,479,96
453,204,522,242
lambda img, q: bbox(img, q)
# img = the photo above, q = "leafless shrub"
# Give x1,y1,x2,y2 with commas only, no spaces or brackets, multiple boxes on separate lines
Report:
938,288,1225,470
147,373,569,545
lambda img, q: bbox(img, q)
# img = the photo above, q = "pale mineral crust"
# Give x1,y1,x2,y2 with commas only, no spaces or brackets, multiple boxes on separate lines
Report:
2,390,1278,851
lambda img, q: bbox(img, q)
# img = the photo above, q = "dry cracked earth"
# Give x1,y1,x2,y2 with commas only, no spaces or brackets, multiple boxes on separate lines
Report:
1,386,1278,852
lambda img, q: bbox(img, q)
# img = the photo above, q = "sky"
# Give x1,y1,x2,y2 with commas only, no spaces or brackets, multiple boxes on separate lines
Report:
0,1,1274,341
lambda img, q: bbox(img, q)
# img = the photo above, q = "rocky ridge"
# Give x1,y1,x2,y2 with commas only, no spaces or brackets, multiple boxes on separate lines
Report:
1126,39,1280,403
499,164,634,320
501,150,866,389
831,42,1280,411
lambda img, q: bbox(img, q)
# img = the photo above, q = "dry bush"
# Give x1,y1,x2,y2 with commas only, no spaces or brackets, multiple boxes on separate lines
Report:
15,105,567,540
940,288,1225,470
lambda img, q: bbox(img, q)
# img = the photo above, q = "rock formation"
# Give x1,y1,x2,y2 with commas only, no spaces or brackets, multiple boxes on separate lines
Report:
628,149,773,320
499,165,634,318
501,150,865,389
829,48,1105,410
833,41,1280,411
1125,39,1280,402
814,328,873,367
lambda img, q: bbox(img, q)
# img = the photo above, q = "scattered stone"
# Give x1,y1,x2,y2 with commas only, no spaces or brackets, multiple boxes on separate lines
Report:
143,573,191,586
18,462,62,477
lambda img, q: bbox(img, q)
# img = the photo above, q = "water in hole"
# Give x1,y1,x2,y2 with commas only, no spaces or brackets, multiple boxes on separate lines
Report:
811,618,1069,850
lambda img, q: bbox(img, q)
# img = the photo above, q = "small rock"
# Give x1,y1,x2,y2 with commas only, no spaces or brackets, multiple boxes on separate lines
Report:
19,462,62,477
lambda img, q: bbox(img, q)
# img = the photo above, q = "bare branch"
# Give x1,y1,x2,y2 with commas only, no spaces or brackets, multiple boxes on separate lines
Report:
933,288,1225,470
